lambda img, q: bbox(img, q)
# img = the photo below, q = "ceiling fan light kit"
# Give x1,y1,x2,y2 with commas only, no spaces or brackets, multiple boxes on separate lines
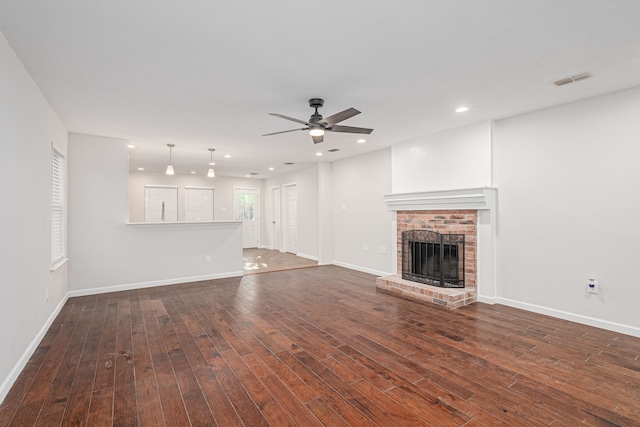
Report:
264,98,373,144
309,125,324,136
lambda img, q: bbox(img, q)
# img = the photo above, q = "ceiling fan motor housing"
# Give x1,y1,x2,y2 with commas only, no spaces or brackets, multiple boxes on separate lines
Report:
308,98,324,108
309,113,323,124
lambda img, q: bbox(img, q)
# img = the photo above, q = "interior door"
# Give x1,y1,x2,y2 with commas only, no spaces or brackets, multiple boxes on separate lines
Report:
285,185,297,254
271,187,281,251
234,188,259,248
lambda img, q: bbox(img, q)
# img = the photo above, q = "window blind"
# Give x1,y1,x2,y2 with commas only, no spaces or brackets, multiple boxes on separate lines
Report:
144,185,178,222
51,147,65,266
185,187,214,221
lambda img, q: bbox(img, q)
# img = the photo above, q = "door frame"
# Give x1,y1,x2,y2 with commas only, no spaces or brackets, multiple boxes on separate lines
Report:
282,182,297,255
233,186,260,248
270,186,281,251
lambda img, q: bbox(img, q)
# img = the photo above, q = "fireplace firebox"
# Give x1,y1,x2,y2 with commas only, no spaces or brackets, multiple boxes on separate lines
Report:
402,229,465,288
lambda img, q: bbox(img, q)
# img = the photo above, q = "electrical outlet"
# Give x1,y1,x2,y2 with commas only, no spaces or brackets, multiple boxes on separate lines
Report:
587,278,598,294
205,255,211,263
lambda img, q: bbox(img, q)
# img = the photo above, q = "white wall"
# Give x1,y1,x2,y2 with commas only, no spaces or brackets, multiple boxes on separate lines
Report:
68,133,243,294
0,31,68,400
332,149,394,276
493,87,640,333
263,165,318,259
317,162,334,265
392,121,492,193
129,170,263,222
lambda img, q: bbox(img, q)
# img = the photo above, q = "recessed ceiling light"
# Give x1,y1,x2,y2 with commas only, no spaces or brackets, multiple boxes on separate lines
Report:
190,171,197,174
127,144,136,149
268,167,274,171
357,139,366,143
224,154,231,159
209,162,215,166
455,107,469,113
245,174,250,178
137,167,144,171
316,152,323,156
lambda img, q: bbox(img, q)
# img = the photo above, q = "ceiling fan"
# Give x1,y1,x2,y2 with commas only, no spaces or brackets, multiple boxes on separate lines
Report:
263,98,374,144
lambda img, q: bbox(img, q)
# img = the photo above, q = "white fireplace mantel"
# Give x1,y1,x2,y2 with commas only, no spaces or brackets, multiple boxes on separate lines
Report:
383,187,497,211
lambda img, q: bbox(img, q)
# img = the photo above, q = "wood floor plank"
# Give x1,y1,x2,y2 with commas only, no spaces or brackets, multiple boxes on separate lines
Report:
37,297,96,418
306,397,351,427
130,294,164,427
260,374,323,426
112,295,137,427
86,386,114,427
193,365,242,427
3,263,640,426
234,368,296,427
60,295,109,426
215,367,270,426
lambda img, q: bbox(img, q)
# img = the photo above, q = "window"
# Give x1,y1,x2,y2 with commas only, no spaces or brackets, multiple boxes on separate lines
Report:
51,146,65,267
185,186,214,221
235,191,256,221
144,185,178,222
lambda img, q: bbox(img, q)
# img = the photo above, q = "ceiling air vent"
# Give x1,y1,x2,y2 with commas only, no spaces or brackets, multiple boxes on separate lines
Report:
328,148,340,152
250,172,258,176
284,162,295,165
552,71,594,87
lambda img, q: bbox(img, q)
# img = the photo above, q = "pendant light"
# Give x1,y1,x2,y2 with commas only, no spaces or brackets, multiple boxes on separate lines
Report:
207,148,216,178
165,144,175,175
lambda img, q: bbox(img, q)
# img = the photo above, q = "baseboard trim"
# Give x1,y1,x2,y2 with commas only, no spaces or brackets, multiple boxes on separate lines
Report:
0,293,69,404
477,295,498,304
331,261,391,278
494,297,640,338
296,253,318,261
67,271,245,298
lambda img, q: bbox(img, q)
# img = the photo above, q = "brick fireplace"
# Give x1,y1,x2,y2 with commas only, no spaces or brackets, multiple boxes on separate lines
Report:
377,188,497,308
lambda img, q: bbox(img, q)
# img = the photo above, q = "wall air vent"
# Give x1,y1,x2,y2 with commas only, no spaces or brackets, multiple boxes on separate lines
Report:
328,148,340,152
552,71,594,87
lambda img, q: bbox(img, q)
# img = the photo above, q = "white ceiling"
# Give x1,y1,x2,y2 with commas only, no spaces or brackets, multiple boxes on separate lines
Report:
1,0,640,178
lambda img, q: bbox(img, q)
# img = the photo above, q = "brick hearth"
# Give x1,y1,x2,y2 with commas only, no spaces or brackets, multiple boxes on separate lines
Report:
376,275,476,308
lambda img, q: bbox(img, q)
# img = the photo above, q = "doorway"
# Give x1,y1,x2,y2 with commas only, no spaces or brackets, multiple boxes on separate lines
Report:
234,187,260,248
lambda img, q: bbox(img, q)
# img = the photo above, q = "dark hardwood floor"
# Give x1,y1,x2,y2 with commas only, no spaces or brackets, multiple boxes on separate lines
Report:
1,265,639,426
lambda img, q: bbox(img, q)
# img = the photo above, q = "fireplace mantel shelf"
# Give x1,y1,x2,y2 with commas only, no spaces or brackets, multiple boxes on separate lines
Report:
383,187,497,211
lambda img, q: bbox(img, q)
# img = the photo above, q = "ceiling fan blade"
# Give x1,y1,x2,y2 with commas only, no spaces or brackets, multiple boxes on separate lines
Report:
328,125,374,134
262,127,308,136
269,113,308,125
323,108,361,126
312,134,324,144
